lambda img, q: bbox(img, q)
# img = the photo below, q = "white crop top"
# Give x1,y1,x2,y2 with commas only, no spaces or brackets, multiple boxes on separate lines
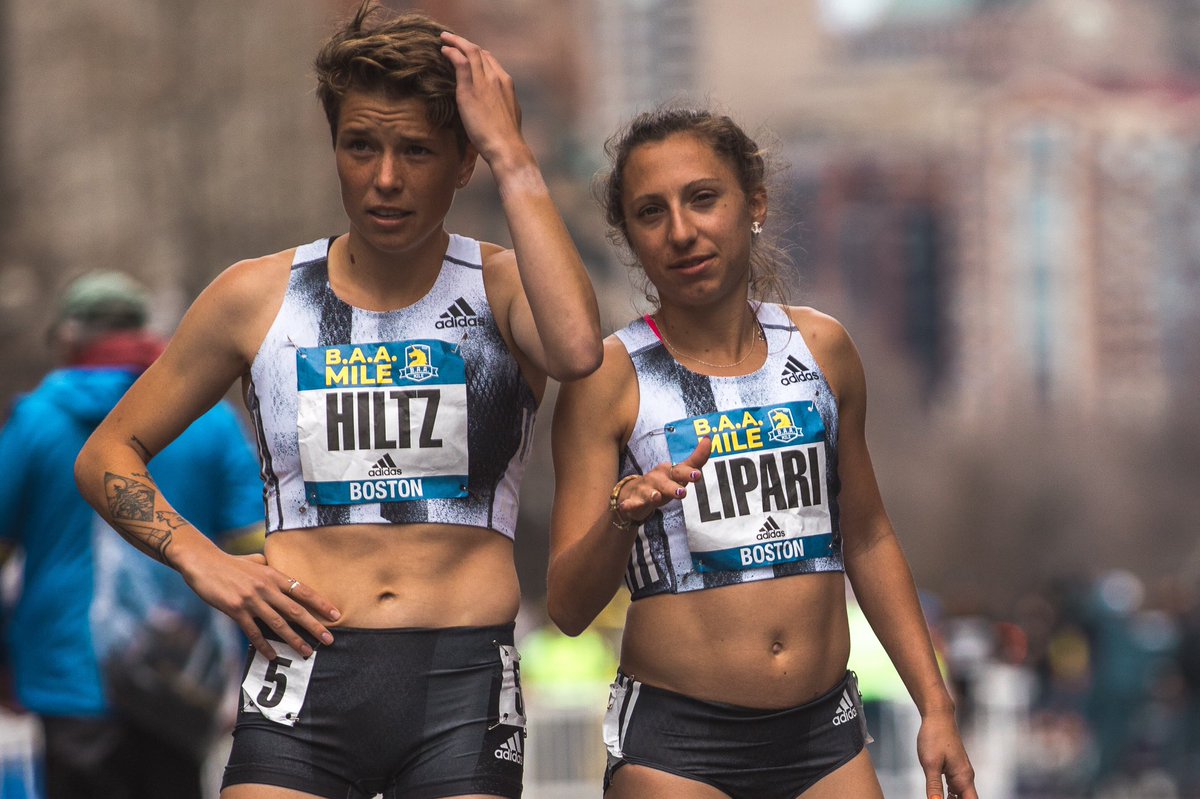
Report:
246,235,537,538
613,303,844,599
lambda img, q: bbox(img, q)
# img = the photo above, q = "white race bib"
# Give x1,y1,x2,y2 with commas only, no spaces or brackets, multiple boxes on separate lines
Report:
496,644,527,729
665,402,835,572
240,642,316,727
295,340,470,505
602,676,640,758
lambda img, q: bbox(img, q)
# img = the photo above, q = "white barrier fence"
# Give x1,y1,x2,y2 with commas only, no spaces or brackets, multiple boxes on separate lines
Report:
524,702,607,799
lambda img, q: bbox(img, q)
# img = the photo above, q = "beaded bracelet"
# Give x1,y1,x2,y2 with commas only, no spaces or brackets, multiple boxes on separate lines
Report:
608,475,640,530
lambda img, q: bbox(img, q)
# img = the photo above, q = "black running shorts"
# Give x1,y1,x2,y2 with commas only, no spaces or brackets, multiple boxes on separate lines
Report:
603,670,868,799
222,623,525,799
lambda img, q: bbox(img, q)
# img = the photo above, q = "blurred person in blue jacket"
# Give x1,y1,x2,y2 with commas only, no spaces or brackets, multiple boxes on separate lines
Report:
0,271,263,799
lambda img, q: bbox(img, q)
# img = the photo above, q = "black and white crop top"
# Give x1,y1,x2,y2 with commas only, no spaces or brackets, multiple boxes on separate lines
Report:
613,303,844,600
246,235,537,538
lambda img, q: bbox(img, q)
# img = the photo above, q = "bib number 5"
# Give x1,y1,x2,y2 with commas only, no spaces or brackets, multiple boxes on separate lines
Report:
241,642,316,727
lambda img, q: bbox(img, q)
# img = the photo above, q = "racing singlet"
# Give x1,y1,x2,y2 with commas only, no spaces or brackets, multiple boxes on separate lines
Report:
246,235,537,538
614,303,844,599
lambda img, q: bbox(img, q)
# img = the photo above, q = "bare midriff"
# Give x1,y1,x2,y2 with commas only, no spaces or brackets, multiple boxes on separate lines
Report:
265,523,520,629
619,572,850,709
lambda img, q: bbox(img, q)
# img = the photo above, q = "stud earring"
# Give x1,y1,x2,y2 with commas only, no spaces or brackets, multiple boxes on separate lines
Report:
750,221,763,236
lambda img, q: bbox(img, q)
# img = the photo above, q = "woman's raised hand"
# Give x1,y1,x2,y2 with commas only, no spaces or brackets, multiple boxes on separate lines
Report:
614,437,712,526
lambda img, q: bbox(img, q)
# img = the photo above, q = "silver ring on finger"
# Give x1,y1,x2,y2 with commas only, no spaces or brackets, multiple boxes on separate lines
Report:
287,578,301,596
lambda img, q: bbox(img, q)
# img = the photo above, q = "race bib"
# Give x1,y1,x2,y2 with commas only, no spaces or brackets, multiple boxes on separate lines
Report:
665,401,834,572
602,675,640,758
240,642,316,727
296,340,469,505
496,644,527,729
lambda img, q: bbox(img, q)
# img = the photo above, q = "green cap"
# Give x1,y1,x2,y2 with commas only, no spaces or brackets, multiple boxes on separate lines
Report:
58,271,149,329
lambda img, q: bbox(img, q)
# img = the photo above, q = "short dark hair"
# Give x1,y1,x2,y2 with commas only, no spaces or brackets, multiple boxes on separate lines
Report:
313,1,466,152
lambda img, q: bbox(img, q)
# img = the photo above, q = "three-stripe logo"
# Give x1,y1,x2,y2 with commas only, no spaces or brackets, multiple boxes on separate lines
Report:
780,354,819,386
436,297,483,329
494,730,524,764
368,453,403,477
756,516,785,541
832,689,858,726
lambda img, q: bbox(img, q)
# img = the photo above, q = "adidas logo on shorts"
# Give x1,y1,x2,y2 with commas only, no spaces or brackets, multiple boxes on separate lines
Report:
780,355,820,386
832,689,858,726
436,297,483,329
368,453,403,477
494,731,524,764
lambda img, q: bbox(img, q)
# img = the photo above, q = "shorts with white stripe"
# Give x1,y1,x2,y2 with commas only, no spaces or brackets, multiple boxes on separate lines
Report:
223,623,525,799
603,671,867,799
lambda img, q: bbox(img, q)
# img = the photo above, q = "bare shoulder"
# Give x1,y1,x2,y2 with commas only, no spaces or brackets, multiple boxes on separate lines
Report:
479,242,517,284
782,305,863,399
479,241,510,264
111,247,299,441
784,305,850,346
784,305,859,358
597,333,638,392
476,243,520,315
208,248,294,310
555,334,638,444
560,334,636,402
179,247,296,363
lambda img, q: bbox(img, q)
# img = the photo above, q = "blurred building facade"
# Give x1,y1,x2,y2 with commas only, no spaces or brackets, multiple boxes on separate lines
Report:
855,0,1200,424
0,0,348,401
581,0,1200,425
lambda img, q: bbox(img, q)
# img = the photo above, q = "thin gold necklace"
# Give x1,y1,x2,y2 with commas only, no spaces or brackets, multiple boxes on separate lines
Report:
655,314,765,369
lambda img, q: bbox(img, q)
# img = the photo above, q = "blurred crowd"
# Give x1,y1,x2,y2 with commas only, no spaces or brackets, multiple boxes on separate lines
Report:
512,567,1200,799
938,568,1200,799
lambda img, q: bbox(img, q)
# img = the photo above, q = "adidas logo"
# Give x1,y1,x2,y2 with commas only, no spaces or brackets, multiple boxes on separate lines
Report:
780,355,819,386
756,516,785,541
435,297,483,329
494,731,524,764
367,453,404,477
831,689,858,726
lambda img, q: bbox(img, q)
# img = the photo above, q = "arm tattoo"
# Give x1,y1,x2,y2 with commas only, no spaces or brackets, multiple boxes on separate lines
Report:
104,472,177,566
156,511,188,530
129,435,153,462
105,473,155,521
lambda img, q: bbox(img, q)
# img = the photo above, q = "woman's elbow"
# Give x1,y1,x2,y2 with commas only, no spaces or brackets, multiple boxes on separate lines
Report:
74,430,132,499
547,609,589,638
547,342,603,383
545,586,592,637
73,439,104,505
